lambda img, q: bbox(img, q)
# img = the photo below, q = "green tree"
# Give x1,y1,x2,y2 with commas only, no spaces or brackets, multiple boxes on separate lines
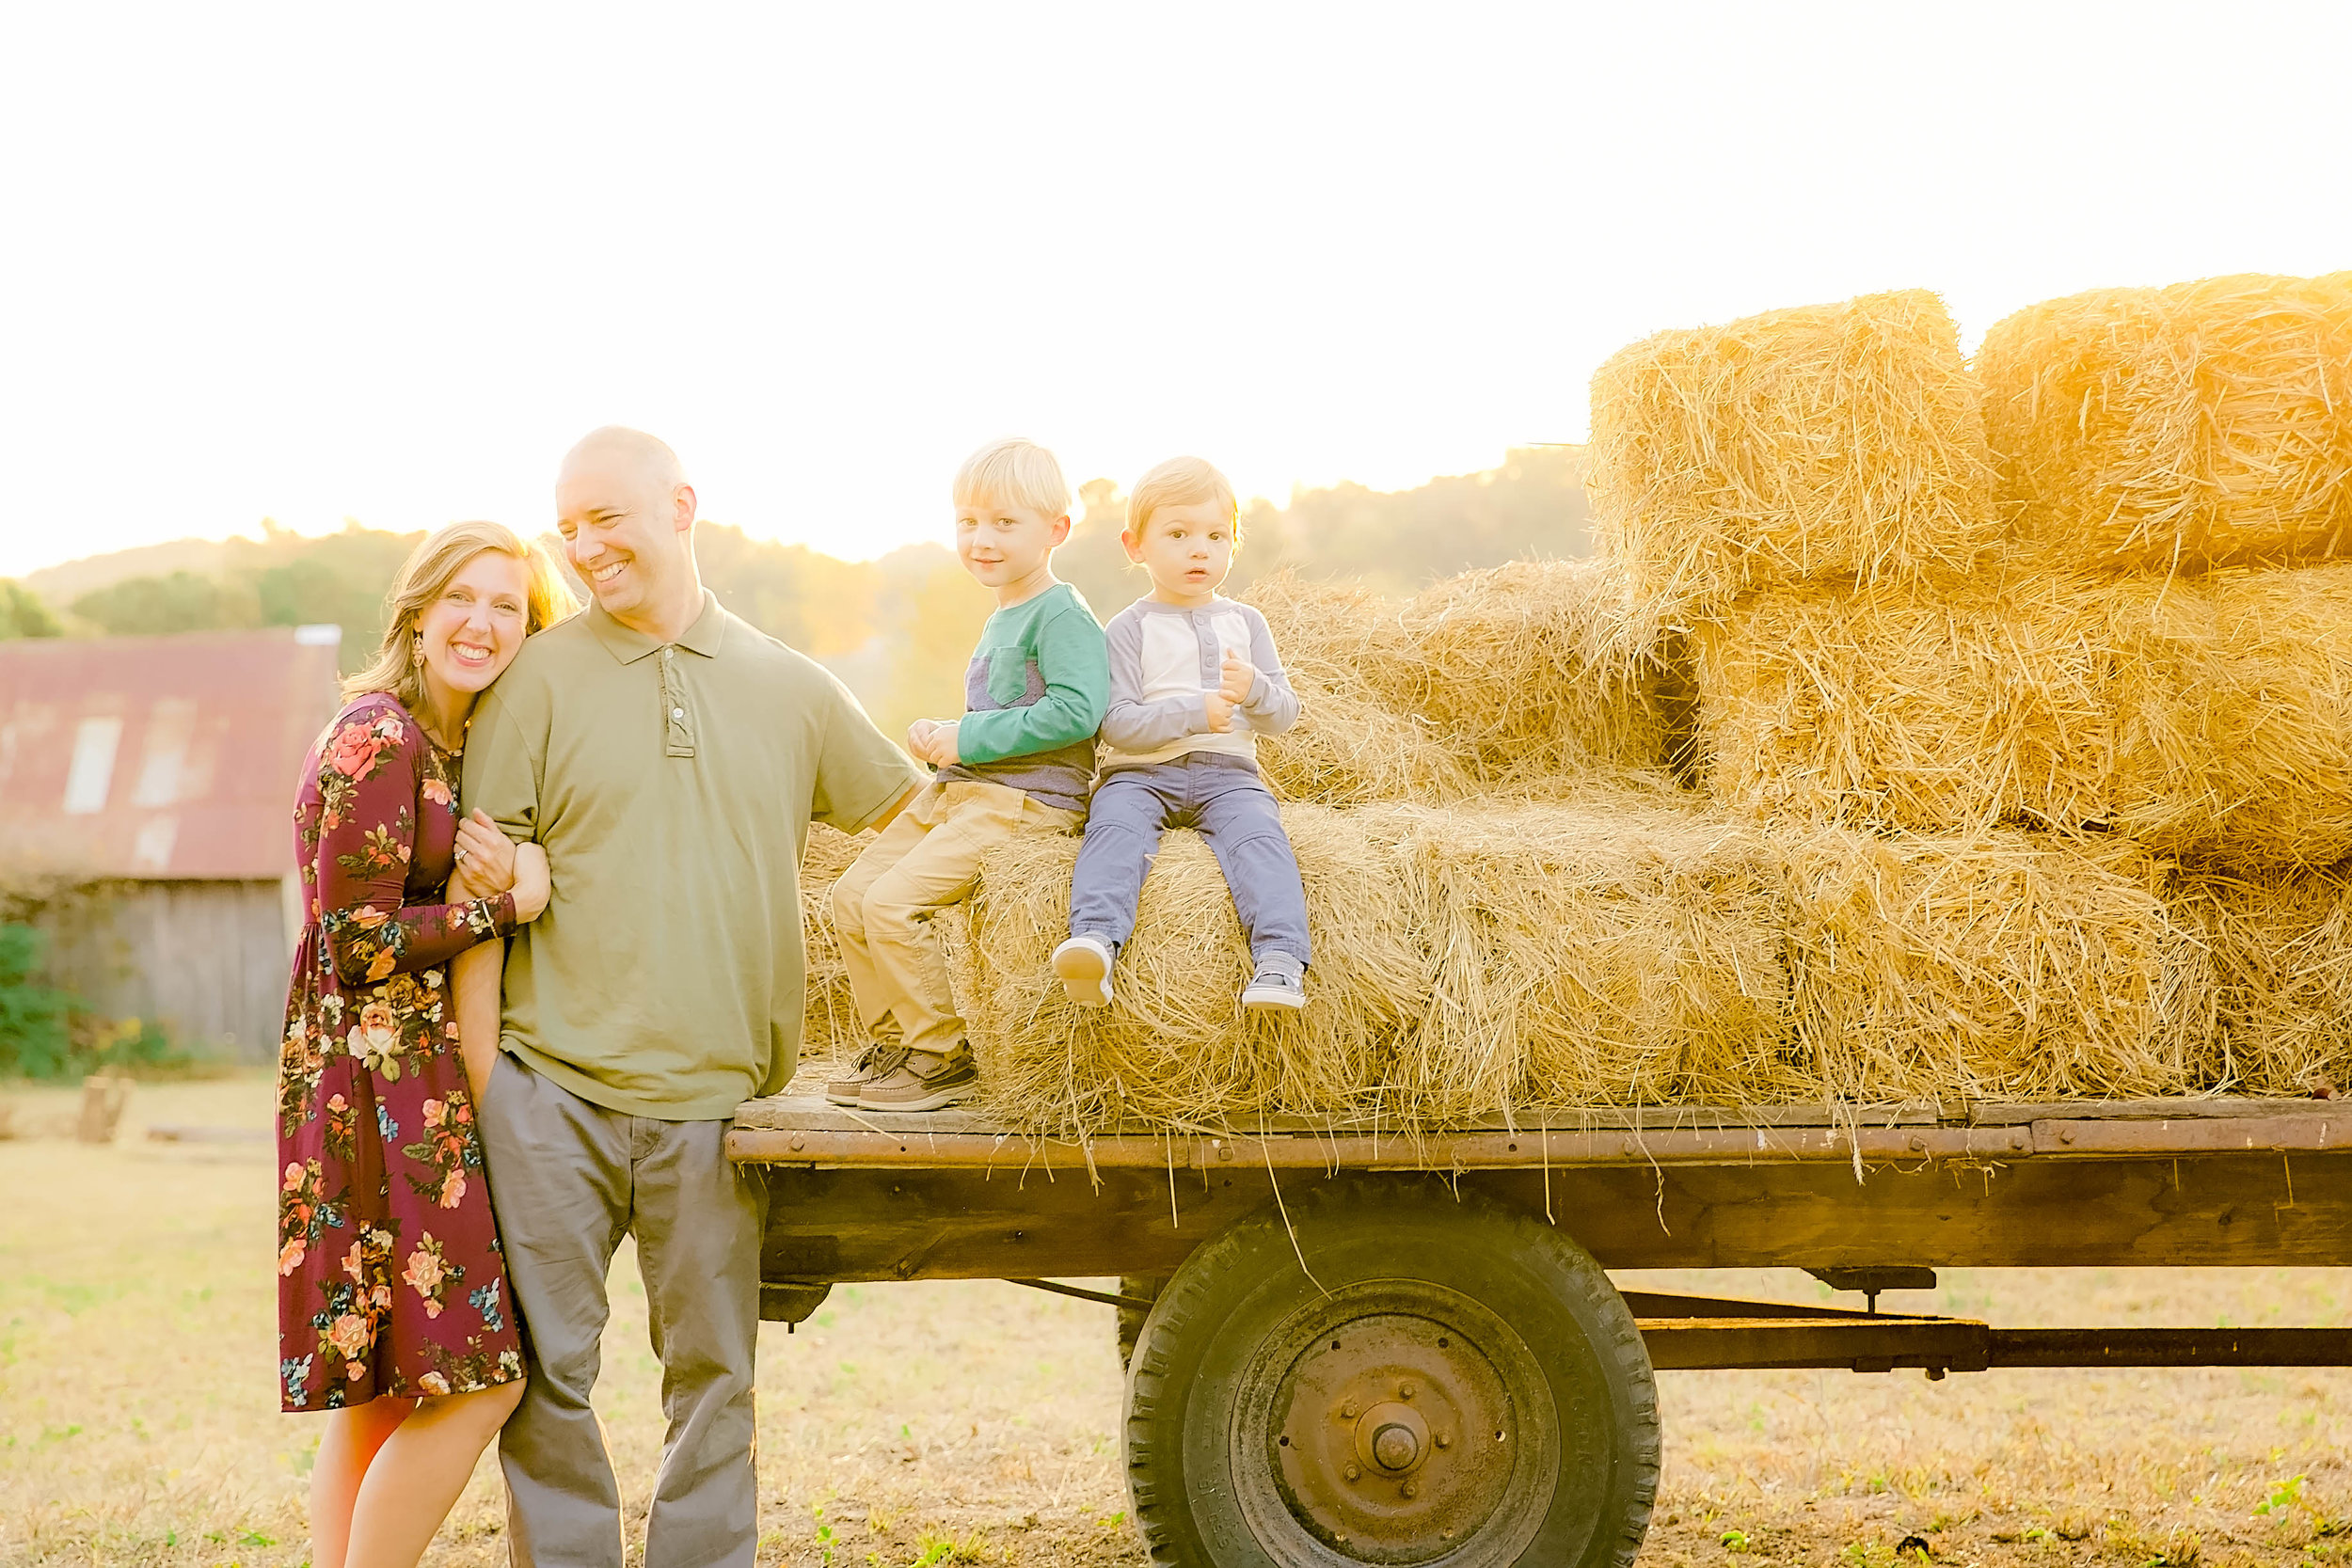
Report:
695,523,879,659
0,925,75,1079
0,580,61,638
71,570,261,636
1263,446,1588,595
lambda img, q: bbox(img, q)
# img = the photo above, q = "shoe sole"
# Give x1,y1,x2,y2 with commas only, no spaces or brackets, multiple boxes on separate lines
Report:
1242,989,1308,1012
1053,942,1113,1006
858,1081,977,1113
823,1086,865,1107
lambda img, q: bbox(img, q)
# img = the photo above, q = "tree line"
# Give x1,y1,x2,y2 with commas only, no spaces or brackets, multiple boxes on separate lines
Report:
1,447,1588,738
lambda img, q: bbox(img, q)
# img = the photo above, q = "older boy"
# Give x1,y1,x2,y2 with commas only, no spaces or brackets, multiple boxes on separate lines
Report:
828,437,1109,1111
1051,456,1311,1012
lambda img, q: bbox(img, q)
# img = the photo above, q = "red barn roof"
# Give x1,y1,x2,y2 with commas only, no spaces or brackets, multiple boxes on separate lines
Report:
0,629,343,880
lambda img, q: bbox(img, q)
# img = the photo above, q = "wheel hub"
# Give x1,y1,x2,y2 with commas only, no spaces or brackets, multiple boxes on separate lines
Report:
1360,1403,1425,1474
1264,1308,1521,1564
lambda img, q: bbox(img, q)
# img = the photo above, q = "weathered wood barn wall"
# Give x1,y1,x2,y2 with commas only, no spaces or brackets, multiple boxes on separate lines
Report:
0,628,342,1062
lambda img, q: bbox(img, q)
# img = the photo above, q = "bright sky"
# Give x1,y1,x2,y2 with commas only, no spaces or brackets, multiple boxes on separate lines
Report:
4,3,2349,579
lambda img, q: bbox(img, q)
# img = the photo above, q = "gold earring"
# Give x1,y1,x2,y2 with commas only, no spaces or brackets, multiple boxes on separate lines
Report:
411,632,424,666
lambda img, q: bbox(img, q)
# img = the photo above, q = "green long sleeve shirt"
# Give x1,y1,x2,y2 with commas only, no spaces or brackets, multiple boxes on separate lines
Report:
934,581,1108,813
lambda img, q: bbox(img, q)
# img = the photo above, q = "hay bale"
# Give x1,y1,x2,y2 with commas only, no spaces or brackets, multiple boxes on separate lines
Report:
952,806,1434,1130
1689,570,2112,835
1239,574,1480,805
1409,800,1796,1114
951,794,1794,1129
2106,563,2352,869
1979,273,2352,573
1689,560,2352,868
798,822,867,1063
1391,560,1668,787
1778,828,2201,1105
2171,863,2352,1097
1245,563,1670,800
1588,289,2001,617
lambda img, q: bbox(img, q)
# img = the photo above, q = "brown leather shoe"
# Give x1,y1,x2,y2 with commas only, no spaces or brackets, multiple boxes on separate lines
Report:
857,1045,978,1112
825,1042,907,1107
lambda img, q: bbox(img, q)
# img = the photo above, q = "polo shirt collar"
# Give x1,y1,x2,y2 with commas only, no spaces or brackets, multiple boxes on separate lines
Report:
587,589,727,665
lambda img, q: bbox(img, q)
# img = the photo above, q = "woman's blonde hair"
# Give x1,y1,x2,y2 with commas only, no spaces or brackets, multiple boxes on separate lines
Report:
342,520,579,707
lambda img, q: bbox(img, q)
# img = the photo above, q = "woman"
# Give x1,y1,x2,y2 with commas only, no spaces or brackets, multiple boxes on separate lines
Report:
277,519,576,1568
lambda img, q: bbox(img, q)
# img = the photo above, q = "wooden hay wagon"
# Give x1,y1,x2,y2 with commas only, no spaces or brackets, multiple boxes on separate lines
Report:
730,1089,2352,1568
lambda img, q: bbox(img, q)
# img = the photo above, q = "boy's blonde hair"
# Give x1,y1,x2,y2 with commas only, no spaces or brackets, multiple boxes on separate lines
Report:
953,437,1071,520
1125,456,1241,545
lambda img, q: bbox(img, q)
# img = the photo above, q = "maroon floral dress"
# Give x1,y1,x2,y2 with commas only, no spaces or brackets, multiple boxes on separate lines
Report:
276,692,524,1412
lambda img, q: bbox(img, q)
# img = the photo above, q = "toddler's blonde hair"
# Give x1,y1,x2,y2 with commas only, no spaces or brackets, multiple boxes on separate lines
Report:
1125,456,1240,545
953,437,1071,520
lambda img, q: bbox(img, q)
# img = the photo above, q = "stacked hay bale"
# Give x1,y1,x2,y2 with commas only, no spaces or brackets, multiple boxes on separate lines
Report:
1586,274,2352,1104
783,274,2350,1131
1243,561,1670,802
1978,273,2352,572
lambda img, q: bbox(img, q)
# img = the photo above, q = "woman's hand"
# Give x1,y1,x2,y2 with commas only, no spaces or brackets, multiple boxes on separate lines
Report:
510,843,551,924
454,810,519,894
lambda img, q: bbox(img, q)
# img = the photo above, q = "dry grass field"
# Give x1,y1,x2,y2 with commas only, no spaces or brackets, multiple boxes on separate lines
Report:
2,1074,2345,1568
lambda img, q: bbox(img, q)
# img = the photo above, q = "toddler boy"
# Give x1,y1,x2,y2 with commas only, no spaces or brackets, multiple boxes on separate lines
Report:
829,437,1109,1110
1051,456,1311,1011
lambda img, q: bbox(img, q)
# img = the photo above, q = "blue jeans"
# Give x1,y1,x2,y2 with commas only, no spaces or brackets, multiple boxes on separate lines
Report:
1068,752,1311,967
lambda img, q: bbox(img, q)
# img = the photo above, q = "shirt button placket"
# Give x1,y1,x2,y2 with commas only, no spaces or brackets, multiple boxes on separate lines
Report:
661,647,694,758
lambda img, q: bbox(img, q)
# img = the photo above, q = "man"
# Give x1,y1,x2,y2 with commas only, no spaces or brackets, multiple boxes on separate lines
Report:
455,426,921,1568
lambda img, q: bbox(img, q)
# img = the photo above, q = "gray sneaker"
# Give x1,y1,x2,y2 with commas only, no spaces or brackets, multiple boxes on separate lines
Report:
825,1041,907,1107
1242,957,1308,1012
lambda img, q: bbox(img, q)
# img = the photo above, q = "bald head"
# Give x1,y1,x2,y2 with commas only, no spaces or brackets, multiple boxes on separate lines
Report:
560,424,688,495
555,425,704,638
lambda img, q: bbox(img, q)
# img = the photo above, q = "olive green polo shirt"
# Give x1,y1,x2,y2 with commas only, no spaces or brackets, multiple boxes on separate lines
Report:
460,591,922,1119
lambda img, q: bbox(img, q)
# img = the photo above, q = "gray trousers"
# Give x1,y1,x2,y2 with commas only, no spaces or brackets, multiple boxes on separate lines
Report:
1068,752,1312,966
477,1052,769,1568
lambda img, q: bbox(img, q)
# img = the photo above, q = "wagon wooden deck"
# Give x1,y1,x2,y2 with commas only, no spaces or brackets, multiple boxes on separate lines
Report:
730,1085,2352,1568
732,1088,2352,1280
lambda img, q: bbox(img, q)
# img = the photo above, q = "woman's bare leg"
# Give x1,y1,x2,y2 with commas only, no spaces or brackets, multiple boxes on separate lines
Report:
310,1398,418,1568
343,1379,527,1568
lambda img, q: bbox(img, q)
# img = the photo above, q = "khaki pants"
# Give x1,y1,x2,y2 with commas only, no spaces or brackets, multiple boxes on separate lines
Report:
477,1052,768,1568
830,778,1079,1056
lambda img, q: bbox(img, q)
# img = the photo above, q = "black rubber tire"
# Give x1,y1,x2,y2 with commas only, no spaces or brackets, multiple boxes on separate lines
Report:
1118,1275,1166,1371
1123,1177,1659,1568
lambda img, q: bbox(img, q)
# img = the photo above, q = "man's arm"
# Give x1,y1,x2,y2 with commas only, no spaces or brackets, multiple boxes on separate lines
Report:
812,669,928,833
866,782,918,832
453,940,504,1103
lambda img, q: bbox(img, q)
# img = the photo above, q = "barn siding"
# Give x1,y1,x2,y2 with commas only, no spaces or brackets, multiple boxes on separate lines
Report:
40,879,294,1063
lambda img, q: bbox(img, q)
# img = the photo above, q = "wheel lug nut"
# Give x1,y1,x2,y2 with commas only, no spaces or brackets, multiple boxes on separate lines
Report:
1399,1382,1416,1401
1436,1432,1451,1449
1402,1480,1419,1498
1339,1401,1358,1419
1343,1463,1360,1481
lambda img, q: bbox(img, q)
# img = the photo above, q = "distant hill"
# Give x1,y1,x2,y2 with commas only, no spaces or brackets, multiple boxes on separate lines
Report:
24,535,243,604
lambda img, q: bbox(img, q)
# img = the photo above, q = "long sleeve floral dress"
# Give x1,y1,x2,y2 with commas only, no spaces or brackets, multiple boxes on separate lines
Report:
277,692,525,1412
